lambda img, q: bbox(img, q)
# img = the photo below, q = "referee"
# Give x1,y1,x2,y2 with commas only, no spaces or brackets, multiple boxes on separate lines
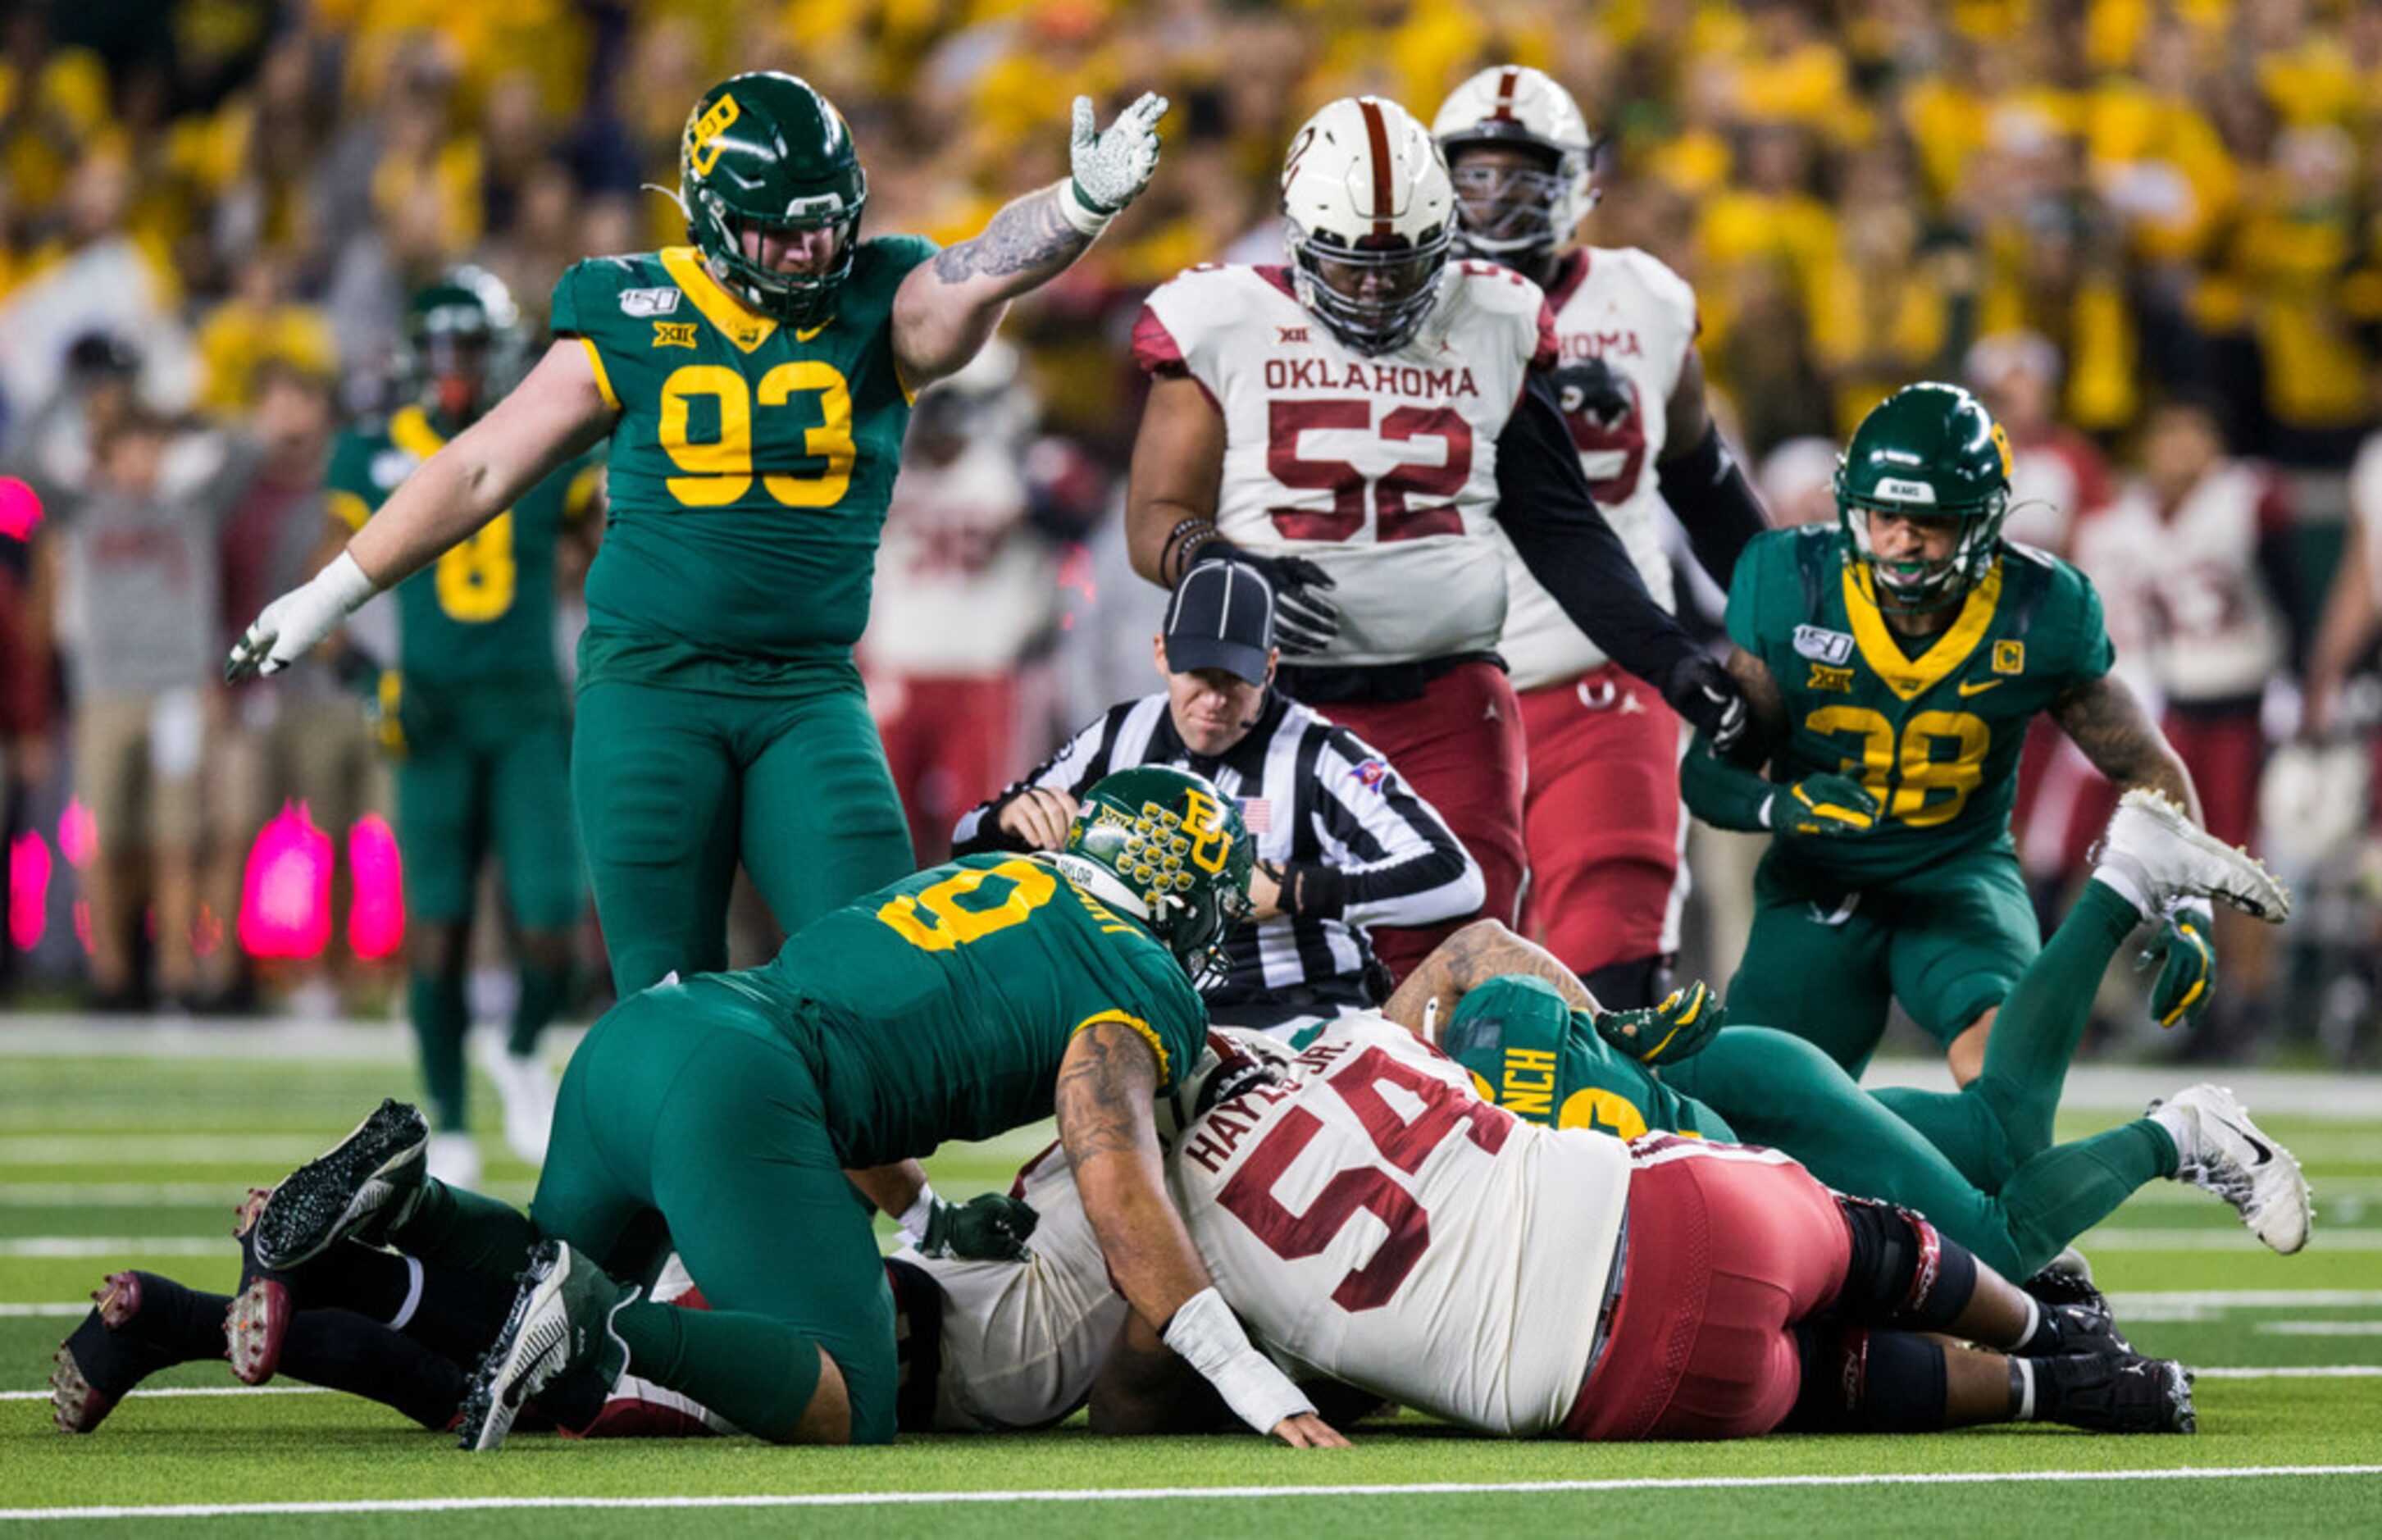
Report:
955,562,1482,1031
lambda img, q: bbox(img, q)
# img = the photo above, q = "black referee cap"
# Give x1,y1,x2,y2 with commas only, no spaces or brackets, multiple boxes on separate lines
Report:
1164,561,1275,686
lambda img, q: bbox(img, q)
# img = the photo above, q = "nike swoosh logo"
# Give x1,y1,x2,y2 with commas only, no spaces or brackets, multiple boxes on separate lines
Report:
1958,678,2004,697
2218,1116,2274,1164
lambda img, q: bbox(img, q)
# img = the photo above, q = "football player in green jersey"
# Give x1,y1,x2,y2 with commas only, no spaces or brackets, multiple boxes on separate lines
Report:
1400,787,2307,1282
327,269,603,1185
229,73,1173,996
235,768,1348,1451
1682,385,2213,1115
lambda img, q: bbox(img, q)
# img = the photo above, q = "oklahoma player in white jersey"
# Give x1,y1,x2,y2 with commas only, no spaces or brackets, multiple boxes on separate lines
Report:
1432,67,1770,1005
1099,1009,2195,1441
1127,95,1747,982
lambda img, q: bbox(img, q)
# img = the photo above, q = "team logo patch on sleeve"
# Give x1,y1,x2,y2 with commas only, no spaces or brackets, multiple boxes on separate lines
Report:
1807,663,1856,693
652,321,699,348
1793,625,1856,665
1348,759,1389,791
619,287,684,318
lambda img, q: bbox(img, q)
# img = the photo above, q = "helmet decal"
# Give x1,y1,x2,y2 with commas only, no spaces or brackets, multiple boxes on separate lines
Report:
686,93,740,178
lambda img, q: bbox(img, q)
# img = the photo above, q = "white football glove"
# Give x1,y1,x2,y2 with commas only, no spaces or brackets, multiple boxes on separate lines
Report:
1068,92,1168,221
224,551,379,682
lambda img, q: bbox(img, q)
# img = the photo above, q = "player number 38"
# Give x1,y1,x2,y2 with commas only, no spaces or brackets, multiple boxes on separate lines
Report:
657,361,858,509
1805,706,1991,827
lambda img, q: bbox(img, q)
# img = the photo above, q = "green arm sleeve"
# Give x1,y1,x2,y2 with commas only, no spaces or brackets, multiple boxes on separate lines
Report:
1680,736,1775,832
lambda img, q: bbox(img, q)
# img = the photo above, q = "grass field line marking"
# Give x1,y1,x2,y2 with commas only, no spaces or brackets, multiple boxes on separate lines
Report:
2253,1322,2382,1336
0,1237,233,1258
2,1465,2377,1521
0,1370,2372,1405
0,1385,326,1401
0,1136,349,1165
2078,1228,2382,1251
2109,1289,2382,1307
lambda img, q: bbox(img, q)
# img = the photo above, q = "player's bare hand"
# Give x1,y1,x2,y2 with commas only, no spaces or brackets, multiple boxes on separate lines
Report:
1271,1412,1350,1447
999,786,1079,850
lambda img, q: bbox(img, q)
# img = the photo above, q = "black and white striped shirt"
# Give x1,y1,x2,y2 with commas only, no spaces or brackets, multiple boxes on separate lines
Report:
954,691,1482,1027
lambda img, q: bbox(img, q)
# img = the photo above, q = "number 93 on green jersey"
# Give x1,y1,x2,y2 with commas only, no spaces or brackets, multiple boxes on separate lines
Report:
552,235,936,664
1729,524,2115,887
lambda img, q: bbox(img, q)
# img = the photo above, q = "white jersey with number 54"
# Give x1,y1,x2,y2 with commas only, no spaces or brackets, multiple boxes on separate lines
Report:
1165,1016,1629,1436
1133,262,1555,668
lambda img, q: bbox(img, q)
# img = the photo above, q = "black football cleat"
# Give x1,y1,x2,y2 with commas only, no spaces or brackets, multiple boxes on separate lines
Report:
226,1187,294,1385
52,1273,184,1433
251,1100,429,1271
2041,1351,2195,1434
458,1240,636,1452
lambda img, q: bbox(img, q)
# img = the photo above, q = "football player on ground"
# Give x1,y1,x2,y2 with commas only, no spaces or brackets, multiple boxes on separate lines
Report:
330,269,604,1184
1125,95,1747,982
1100,1016,2196,1441
1431,66,1769,1007
1405,789,2307,1281
1683,383,2214,1102
177,768,1346,1451
230,75,1171,998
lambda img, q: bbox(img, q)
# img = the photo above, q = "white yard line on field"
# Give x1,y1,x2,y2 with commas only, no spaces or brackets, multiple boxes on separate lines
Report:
2253,1322,2382,1336
1,1465,2377,1523
0,1238,228,1258
2076,1228,2382,1251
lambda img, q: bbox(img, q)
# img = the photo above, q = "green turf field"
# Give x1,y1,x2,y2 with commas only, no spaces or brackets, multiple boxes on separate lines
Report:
2,1021,2377,1535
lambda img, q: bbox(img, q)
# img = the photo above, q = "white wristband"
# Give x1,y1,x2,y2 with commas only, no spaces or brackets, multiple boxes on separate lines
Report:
1162,1287,1314,1435
319,549,380,613
1058,180,1115,239
897,1182,938,1246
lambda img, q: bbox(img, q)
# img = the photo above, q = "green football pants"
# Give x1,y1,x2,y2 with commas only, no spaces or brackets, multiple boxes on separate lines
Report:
1671,880,2175,1278
1726,842,2039,1075
397,697,583,931
572,672,914,995
395,977,897,1443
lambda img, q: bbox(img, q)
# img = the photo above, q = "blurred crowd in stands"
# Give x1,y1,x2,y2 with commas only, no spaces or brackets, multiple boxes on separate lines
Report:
0,0,2375,1062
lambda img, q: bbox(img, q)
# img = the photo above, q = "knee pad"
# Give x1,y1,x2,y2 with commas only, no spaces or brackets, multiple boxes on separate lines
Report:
1582,954,1673,1012
1788,1325,1949,1433
1835,1195,1978,1332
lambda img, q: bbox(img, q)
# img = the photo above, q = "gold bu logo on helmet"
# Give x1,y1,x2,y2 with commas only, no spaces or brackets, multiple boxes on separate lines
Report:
688,94,742,176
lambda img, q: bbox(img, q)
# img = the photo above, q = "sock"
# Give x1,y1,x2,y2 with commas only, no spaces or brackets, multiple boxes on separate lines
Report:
385,1180,540,1278
280,1306,467,1430
508,957,572,1059
2009,1294,2053,1354
2010,1357,2038,1420
409,971,471,1132
611,1297,827,1443
1581,954,1668,1011
287,1242,517,1365
1997,1119,2178,1277
113,1273,233,1360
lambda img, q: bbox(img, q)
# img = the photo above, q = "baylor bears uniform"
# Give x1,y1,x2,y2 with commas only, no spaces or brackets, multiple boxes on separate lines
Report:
551,236,933,992
326,408,599,934
1441,967,2188,1281
1717,524,2115,1072
1437,975,1730,1141
522,851,1208,1445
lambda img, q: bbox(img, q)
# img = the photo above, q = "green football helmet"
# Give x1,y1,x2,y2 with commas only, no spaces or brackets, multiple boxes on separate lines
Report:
1835,381,2014,614
1057,766,1255,986
680,72,867,327
406,267,523,423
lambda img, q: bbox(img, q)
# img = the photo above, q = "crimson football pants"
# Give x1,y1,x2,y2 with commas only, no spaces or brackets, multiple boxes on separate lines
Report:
1567,1137,1850,1442
1517,665,1686,978
1321,660,1521,982
872,672,1016,867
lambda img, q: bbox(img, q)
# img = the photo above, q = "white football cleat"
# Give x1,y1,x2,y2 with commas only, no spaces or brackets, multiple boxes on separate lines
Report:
2093,788,2292,923
2151,1084,2312,1255
480,1043,553,1165
425,1130,482,1189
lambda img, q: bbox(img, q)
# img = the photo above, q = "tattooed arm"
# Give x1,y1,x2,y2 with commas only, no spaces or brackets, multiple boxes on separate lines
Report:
1057,1018,1346,1446
1384,918,1601,1040
889,185,1095,390
2051,672,2202,822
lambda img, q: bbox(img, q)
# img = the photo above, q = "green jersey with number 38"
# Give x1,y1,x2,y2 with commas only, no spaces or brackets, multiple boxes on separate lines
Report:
327,407,601,685
551,237,936,674
729,853,1209,1168
1730,524,2114,888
